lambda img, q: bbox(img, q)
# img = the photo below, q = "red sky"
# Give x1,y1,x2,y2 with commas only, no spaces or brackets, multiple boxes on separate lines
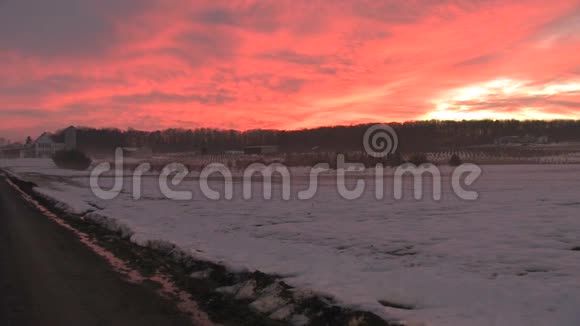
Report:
1,0,580,141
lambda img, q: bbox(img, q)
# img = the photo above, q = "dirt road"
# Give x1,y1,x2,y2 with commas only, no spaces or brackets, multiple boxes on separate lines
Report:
0,177,195,326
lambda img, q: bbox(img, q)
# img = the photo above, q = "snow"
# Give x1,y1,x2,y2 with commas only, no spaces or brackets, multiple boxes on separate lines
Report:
2,158,580,325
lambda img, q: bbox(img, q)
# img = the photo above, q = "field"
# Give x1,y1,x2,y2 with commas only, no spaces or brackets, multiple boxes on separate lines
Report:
83,142,580,173
2,158,580,326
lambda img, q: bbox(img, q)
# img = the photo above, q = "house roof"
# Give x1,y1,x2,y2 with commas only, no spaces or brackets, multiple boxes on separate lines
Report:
34,132,53,143
33,132,65,145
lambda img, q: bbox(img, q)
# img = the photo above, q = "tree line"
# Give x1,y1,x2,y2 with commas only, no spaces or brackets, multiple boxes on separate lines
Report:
52,120,580,155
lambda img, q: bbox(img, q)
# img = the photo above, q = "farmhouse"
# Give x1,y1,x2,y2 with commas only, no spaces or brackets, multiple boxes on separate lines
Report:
0,126,78,159
31,132,66,158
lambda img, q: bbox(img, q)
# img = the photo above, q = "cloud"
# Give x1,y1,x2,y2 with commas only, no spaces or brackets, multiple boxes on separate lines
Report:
454,53,502,67
257,50,328,66
351,0,487,24
425,78,580,119
195,3,281,32
318,68,338,75
255,50,351,78
530,8,580,47
110,90,237,105
0,108,51,117
0,75,125,97
267,77,307,94
0,0,159,57
174,30,240,62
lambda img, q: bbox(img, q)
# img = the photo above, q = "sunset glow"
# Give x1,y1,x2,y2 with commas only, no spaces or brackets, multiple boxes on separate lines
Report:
1,0,580,139
425,78,580,120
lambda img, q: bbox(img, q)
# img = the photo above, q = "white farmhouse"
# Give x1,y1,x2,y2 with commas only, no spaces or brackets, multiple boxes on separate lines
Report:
18,127,77,158
1,127,78,159
31,133,66,158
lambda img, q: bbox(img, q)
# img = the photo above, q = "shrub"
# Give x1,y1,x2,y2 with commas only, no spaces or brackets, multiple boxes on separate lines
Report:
52,150,92,170
449,154,463,166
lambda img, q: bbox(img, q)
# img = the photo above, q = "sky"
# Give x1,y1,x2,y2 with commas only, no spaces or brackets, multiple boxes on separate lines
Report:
0,0,579,141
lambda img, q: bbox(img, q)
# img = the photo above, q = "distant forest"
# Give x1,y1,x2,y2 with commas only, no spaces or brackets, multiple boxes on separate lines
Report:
54,120,580,154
